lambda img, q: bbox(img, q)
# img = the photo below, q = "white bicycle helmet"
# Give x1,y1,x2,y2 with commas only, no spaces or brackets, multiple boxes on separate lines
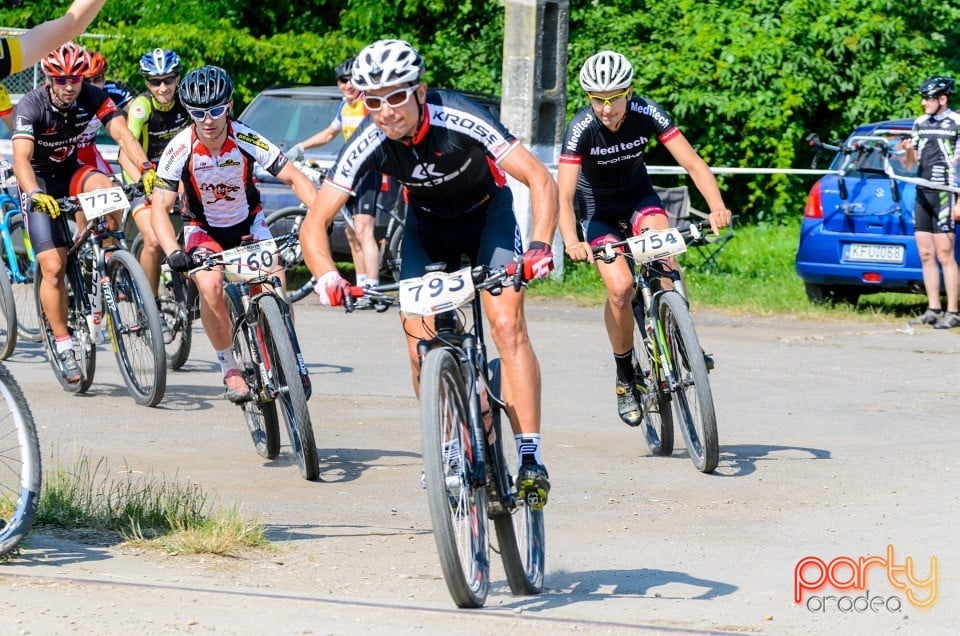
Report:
351,39,424,91
579,51,633,92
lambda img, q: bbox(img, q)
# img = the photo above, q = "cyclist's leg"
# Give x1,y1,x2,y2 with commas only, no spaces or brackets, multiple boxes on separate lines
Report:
342,197,366,284
353,172,380,285
629,202,674,289
933,192,958,315
74,167,123,247
27,177,71,339
130,199,162,296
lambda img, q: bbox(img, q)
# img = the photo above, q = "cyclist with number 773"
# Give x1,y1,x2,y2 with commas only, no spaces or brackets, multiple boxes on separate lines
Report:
557,51,732,428
300,39,558,508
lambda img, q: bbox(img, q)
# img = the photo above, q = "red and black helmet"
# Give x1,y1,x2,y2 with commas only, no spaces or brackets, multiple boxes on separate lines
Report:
41,42,89,78
84,51,109,79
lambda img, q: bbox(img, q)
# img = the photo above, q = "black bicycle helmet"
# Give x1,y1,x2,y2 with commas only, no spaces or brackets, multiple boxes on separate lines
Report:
334,57,355,81
919,76,955,98
178,65,233,109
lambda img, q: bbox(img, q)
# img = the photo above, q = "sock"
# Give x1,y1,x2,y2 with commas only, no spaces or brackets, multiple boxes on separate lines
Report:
614,350,635,382
54,334,73,355
515,433,542,468
365,278,379,289
356,274,367,288
215,347,239,374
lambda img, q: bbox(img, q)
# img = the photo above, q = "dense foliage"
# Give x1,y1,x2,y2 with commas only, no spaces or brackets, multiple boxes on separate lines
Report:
4,0,960,222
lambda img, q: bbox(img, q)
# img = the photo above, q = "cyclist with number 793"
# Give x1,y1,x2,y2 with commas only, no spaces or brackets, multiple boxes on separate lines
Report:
301,39,558,508
151,65,319,403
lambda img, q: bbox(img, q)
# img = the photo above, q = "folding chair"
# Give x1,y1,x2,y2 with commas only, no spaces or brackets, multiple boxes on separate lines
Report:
654,185,735,271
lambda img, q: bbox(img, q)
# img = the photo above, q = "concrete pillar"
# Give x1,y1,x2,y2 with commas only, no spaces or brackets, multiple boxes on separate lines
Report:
501,0,568,272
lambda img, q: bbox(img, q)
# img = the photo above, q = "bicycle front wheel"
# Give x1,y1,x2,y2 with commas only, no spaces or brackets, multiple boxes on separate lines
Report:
0,363,41,556
659,292,719,473
131,236,193,370
265,207,314,303
633,301,674,456
0,266,17,359
7,214,41,343
226,285,279,460
420,348,490,608
34,265,96,393
105,250,167,407
258,295,317,480
488,359,545,596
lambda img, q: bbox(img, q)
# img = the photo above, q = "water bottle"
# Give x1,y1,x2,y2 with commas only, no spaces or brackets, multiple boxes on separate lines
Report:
87,276,104,344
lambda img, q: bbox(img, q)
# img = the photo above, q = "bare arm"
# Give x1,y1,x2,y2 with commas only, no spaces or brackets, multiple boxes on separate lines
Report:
14,0,108,72
106,114,151,176
276,162,319,208
302,183,351,278
662,132,731,234
298,124,340,151
556,161,591,261
498,144,559,246
150,188,180,255
11,137,40,194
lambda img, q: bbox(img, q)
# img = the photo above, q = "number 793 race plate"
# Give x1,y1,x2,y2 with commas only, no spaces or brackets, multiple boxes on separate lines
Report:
399,266,475,315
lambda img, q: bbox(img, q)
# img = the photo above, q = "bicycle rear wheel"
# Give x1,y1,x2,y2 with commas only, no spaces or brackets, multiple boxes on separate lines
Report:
658,292,719,473
7,213,41,343
0,266,17,360
0,363,41,557
34,265,96,393
488,359,545,595
420,348,489,608
265,207,314,303
105,250,167,407
226,285,280,459
258,295,318,480
633,301,674,456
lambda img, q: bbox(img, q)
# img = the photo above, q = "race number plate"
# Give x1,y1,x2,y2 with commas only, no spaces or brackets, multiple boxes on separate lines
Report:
625,227,687,263
399,266,475,316
220,238,281,281
78,186,130,220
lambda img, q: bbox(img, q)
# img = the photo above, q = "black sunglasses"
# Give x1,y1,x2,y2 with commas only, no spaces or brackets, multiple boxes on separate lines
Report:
146,76,178,88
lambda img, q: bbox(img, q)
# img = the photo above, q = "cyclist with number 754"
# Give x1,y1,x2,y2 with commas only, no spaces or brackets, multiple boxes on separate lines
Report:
300,39,558,508
151,66,319,403
557,51,731,428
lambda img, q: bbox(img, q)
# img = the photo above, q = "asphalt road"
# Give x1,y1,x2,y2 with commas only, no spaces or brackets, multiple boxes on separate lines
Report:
0,297,957,634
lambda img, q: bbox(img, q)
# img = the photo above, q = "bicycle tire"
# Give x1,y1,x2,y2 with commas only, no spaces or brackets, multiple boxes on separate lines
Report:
7,214,41,343
0,264,17,360
658,292,719,473
633,302,674,456
381,222,403,283
226,285,280,460
0,363,42,557
419,348,490,608
265,207,313,303
105,250,167,407
488,359,545,596
258,295,318,480
130,235,193,370
34,265,96,393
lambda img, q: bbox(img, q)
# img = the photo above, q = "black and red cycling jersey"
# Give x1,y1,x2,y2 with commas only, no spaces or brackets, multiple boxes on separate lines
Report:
12,83,120,177
325,90,519,218
559,97,678,202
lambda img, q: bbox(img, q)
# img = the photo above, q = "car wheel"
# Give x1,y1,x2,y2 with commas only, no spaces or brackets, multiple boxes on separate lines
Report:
804,283,860,306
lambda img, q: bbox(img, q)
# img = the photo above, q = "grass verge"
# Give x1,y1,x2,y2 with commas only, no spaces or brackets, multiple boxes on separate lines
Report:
36,452,267,556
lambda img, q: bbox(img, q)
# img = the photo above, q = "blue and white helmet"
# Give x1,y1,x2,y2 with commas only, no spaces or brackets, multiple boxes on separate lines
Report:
139,48,181,77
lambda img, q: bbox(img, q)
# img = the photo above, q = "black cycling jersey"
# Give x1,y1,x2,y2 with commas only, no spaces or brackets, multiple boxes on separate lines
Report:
12,83,120,176
559,97,678,201
910,110,960,185
127,92,190,164
104,80,134,110
325,90,519,218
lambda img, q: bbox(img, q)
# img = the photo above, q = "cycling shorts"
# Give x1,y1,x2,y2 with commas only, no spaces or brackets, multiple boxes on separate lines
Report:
914,186,955,233
183,212,271,254
345,171,380,217
24,165,101,253
400,186,521,280
583,192,668,247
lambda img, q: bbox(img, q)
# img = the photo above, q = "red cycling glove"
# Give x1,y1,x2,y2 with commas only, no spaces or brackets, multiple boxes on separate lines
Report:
520,241,555,281
313,270,351,306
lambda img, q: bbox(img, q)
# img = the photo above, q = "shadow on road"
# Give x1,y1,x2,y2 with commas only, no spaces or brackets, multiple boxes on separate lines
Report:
263,523,430,543
710,443,831,478
314,447,421,484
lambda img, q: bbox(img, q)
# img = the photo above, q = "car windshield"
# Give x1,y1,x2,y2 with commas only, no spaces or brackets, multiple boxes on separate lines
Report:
830,131,917,177
238,94,344,156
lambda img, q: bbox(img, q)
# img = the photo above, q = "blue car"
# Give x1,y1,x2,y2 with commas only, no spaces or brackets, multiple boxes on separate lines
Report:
796,118,960,304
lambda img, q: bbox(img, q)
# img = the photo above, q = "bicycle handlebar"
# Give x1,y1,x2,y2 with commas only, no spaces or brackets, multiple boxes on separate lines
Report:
54,181,147,217
589,221,710,264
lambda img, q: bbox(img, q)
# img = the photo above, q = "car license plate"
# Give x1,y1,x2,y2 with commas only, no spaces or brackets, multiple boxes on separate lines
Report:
846,243,904,264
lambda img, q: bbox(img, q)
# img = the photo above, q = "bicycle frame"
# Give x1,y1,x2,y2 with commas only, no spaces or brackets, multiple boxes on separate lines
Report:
0,191,35,284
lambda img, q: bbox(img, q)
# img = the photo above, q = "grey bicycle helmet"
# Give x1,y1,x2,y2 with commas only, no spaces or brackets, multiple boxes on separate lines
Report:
579,51,633,92
178,65,234,109
919,76,955,98
351,39,424,91
335,57,355,81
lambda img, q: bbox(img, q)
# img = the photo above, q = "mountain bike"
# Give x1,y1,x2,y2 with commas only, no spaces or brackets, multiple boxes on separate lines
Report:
34,183,167,406
0,361,41,557
359,264,545,608
191,232,317,480
265,160,406,302
1,164,41,353
592,222,720,473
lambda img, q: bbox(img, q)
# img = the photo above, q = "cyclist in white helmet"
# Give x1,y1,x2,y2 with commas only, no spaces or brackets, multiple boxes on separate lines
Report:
301,39,557,510
557,50,731,427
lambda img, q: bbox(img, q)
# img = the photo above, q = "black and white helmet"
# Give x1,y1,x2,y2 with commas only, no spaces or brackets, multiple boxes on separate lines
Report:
579,50,633,92
351,39,424,91
919,76,955,98
178,65,233,109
